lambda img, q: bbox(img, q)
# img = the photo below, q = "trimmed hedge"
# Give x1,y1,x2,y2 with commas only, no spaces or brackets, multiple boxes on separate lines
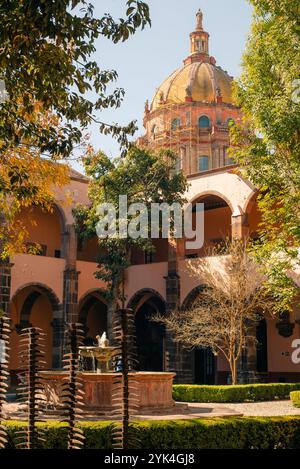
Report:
291,391,300,408
3,417,300,449
173,383,300,403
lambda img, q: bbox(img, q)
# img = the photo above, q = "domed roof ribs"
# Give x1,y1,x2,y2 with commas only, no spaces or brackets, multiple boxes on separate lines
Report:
187,62,200,101
203,62,219,103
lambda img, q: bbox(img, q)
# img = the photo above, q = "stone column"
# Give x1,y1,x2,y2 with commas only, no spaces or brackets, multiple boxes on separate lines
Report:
164,239,193,384
51,304,64,369
63,224,78,268
63,269,80,324
231,208,248,240
62,224,80,355
0,261,13,315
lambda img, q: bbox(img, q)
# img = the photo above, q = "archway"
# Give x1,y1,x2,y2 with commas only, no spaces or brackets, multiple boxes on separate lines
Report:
182,286,216,384
16,204,66,258
186,193,232,258
78,291,108,345
10,283,61,372
128,290,166,372
243,191,263,241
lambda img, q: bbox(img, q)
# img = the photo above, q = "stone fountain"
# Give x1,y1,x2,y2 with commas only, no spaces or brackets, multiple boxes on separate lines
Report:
39,332,176,415
78,333,119,373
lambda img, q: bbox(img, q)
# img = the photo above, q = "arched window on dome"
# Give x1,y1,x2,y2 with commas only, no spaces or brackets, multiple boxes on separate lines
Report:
198,116,211,129
171,118,181,131
198,155,209,172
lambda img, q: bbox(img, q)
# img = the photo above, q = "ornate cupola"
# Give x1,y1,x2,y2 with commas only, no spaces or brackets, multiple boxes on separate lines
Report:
184,9,212,65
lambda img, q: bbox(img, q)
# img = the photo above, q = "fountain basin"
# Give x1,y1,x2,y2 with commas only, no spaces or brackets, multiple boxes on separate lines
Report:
39,371,176,415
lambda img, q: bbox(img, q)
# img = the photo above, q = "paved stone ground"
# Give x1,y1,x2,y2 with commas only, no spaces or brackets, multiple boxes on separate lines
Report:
189,400,300,417
3,400,300,420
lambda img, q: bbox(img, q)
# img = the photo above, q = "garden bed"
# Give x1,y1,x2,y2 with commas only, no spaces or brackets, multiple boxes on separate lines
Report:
173,383,300,403
3,417,300,449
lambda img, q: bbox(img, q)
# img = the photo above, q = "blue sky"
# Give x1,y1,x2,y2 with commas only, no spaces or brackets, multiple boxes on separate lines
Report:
74,0,252,171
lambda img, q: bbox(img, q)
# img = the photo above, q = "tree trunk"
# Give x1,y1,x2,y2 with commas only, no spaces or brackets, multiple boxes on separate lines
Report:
230,358,238,385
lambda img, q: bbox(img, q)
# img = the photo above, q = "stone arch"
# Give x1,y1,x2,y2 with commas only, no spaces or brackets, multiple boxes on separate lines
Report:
242,189,259,216
189,190,234,214
16,201,67,259
241,190,262,240
127,288,166,312
186,191,233,257
181,285,206,310
10,282,63,369
11,282,61,313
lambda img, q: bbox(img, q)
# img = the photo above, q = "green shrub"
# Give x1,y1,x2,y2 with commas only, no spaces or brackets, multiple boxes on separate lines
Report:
3,417,300,449
290,391,300,408
173,383,300,403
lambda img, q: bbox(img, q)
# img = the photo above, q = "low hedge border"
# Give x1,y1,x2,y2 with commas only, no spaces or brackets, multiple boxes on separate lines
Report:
3,417,300,449
290,391,300,408
173,383,300,403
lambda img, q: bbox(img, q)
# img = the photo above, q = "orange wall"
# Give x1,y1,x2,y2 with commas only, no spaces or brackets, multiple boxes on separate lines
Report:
16,206,62,258
186,206,231,257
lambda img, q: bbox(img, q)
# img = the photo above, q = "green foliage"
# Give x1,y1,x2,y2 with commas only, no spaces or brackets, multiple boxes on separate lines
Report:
173,383,300,403
231,0,300,313
290,391,300,408
0,1,151,157
73,146,188,303
3,417,300,449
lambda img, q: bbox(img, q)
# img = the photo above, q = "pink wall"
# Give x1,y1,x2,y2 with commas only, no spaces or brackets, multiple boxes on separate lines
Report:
11,255,65,302
125,262,168,304
267,318,300,373
77,260,106,302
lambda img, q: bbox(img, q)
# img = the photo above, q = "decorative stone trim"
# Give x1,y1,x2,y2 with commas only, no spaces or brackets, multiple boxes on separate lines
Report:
0,262,13,314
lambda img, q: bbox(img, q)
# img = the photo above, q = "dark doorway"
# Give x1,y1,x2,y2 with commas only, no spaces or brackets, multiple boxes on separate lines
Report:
194,348,215,384
256,318,268,373
135,298,165,372
79,295,108,345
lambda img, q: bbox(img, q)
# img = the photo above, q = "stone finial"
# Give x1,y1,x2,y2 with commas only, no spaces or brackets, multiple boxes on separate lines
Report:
185,84,192,98
196,9,203,30
144,99,149,114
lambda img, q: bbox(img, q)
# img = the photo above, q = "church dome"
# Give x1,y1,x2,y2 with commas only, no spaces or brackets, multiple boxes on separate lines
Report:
150,9,235,112
151,62,234,111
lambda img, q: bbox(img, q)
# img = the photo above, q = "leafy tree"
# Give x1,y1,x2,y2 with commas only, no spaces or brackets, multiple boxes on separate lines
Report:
154,240,275,385
0,0,151,158
231,0,300,313
73,146,188,333
0,1,151,258
0,107,69,259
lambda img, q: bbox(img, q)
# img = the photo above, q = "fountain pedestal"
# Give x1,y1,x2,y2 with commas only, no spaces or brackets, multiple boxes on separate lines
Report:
39,371,176,415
